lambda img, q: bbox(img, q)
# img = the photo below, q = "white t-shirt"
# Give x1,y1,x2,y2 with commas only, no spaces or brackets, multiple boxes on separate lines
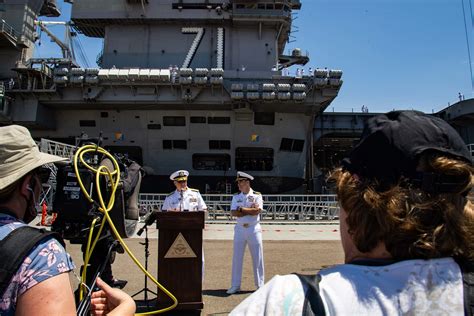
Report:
161,188,207,211
230,257,464,316
230,189,263,225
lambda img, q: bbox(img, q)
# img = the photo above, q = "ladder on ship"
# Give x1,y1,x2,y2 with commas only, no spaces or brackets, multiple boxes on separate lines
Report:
39,139,76,159
0,82,4,112
225,182,232,194
37,139,76,214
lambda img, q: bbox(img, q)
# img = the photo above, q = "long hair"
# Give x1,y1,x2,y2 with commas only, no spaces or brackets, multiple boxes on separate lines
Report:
331,153,474,261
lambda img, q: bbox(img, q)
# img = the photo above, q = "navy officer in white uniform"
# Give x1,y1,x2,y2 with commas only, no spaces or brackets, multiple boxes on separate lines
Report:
162,170,207,280
227,171,264,294
162,170,207,212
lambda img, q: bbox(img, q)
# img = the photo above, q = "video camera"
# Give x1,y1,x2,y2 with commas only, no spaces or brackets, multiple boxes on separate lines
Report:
51,137,143,243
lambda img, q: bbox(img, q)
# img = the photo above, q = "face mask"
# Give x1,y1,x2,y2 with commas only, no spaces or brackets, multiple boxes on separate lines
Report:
24,181,41,224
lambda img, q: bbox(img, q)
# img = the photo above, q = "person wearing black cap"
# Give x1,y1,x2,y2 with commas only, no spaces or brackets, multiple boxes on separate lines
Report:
227,171,265,295
230,111,474,315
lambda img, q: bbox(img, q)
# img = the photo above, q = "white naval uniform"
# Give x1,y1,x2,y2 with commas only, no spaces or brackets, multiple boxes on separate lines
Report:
230,189,264,288
161,188,207,212
161,187,207,280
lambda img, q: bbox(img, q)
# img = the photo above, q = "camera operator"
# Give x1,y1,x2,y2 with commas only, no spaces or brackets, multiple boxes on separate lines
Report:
81,156,143,290
0,125,134,315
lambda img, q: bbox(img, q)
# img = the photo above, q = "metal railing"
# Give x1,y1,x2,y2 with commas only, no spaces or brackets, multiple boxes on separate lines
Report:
468,143,474,158
0,19,19,43
139,193,339,222
39,139,76,160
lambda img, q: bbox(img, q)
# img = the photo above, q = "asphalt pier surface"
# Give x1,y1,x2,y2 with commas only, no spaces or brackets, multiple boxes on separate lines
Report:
67,223,344,315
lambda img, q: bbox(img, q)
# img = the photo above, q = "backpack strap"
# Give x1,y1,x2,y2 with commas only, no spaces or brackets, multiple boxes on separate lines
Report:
454,258,474,316
293,273,326,316
0,226,65,298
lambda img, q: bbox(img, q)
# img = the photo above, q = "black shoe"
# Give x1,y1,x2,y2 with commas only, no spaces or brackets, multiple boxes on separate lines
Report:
109,279,128,289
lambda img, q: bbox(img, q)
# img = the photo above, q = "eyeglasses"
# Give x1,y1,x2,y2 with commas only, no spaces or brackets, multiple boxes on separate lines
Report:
176,180,187,183
35,167,52,184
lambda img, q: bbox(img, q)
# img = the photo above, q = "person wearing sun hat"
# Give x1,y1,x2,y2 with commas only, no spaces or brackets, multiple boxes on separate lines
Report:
0,125,76,315
231,110,474,315
0,125,136,315
227,171,265,295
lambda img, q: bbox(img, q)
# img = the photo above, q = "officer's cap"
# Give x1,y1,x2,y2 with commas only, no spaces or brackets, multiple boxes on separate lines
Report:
170,170,189,181
236,171,254,181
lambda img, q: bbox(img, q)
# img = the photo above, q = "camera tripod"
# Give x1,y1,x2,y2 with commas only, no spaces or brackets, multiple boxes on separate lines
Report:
77,240,119,316
132,224,157,308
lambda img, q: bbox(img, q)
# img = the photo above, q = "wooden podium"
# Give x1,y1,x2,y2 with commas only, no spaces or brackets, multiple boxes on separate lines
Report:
155,211,205,311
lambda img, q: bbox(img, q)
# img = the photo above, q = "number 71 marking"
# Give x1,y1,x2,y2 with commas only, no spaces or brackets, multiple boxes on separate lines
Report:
181,27,224,69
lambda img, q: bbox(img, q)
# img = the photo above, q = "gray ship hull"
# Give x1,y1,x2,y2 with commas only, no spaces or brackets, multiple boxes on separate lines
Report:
32,109,311,193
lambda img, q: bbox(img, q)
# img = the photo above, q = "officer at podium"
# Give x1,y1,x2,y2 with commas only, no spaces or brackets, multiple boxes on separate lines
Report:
227,171,265,294
162,170,207,212
162,170,207,280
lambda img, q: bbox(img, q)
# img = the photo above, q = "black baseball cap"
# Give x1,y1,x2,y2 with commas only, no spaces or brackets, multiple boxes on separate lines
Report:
342,111,472,192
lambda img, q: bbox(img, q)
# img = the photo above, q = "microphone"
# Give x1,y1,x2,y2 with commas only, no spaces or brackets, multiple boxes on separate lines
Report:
179,190,184,212
137,211,157,236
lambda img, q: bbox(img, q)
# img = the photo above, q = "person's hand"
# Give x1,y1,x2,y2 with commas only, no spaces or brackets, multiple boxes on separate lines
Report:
90,277,136,316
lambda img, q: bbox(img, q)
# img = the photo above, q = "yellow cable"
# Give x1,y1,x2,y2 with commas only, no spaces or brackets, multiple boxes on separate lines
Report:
79,217,97,300
73,145,178,314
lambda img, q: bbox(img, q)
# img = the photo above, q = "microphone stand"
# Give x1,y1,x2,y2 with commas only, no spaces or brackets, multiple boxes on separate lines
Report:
132,212,157,309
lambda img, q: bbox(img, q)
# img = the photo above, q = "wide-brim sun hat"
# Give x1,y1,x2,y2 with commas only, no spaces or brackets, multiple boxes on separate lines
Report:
0,125,68,190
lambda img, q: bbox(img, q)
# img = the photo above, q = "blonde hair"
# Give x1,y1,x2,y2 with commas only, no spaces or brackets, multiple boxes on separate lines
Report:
331,153,474,261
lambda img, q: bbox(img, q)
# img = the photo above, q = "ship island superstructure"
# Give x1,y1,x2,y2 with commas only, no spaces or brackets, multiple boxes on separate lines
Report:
0,0,343,193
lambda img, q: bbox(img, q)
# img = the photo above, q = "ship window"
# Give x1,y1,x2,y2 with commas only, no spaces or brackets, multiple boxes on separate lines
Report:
293,139,305,151
209,140,231,150
190,116,206,123
235,147,273,171
208,117,230,124
163,140,187,150
79,120,96,127
147,124,161,130
280,138,305,152
104,146,143,165
163,116,186,126
254,112,275,125
192,154,231,171
173,140,187,149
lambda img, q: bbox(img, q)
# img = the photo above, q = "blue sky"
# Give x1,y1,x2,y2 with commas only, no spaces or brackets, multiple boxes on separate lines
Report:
36,0,473,113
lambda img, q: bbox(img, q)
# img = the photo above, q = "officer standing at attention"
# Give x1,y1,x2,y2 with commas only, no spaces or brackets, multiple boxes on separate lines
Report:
227,171,264,295
162,170,207,212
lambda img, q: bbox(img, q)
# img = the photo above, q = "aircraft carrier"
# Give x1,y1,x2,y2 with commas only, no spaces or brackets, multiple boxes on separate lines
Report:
0,0,345,194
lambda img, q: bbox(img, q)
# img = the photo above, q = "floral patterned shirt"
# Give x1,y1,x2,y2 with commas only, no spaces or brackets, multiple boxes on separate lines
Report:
0,214,75,316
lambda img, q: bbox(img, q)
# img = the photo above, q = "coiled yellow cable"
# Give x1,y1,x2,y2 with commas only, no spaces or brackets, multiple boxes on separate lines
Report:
73,144,178,314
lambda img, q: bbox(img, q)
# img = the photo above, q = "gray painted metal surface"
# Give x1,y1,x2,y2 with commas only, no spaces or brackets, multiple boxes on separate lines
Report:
2,0,343,194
